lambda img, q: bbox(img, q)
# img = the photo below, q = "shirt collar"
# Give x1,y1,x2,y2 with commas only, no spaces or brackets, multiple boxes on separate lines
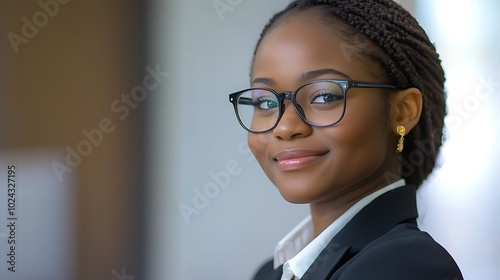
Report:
273,179,406,279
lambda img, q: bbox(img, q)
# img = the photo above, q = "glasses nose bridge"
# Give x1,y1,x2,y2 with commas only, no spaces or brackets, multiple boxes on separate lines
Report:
280,91,295,102
278,91,298,113
277,90,306,123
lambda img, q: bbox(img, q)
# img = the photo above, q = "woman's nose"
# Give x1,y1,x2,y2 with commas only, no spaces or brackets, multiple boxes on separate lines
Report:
272,101,313,141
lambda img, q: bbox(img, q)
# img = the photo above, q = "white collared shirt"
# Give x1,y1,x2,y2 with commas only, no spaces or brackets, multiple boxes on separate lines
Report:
274,179,406,280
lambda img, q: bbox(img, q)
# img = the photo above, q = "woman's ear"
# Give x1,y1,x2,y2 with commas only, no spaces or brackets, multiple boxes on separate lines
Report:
389,87,423,134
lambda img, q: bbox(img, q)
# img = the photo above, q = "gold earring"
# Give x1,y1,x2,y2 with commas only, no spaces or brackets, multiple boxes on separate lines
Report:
396,126,406,153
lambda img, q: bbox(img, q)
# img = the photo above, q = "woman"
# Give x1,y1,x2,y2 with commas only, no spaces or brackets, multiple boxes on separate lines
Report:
228,0,463,279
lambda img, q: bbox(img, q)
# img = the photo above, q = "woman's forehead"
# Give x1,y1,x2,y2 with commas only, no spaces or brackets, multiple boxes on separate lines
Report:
251,15,379,85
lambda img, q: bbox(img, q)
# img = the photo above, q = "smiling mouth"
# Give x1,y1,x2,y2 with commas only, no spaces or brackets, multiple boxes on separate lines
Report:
273,150,329,171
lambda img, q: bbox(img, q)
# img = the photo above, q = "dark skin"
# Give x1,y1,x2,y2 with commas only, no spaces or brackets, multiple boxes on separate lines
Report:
248,13,423,237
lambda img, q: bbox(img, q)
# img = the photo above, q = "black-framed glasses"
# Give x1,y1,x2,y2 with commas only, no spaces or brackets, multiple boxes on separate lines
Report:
228,79,397,133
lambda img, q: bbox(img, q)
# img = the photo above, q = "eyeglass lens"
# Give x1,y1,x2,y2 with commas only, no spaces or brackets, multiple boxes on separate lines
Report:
235,81,345,132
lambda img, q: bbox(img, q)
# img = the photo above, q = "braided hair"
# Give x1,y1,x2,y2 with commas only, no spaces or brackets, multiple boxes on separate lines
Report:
252,0,446,187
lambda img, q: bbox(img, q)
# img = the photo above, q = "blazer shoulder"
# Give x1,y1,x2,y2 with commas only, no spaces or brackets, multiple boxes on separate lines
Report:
252,258,282,280
338,223,463,280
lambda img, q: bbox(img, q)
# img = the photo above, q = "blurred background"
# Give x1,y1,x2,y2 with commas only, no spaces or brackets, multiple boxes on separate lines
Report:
0,0,498,280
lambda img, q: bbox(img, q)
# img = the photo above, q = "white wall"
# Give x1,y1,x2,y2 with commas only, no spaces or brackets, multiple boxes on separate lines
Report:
415,1,500,279
146,1,500,280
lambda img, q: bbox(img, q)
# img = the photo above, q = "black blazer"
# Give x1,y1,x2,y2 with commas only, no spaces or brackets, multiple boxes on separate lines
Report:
253,186,464,280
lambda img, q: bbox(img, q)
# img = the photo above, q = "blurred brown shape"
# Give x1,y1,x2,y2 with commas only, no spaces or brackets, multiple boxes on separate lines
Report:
0,1,147,279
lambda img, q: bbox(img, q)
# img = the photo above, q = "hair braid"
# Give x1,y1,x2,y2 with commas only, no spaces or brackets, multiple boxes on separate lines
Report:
252,0,446,187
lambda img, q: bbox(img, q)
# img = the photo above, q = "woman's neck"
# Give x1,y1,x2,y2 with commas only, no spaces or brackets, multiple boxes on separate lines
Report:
309,174,401,237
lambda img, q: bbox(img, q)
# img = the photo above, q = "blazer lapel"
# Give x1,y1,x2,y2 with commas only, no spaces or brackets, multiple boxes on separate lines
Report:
301,185,419,280
301,245,350,280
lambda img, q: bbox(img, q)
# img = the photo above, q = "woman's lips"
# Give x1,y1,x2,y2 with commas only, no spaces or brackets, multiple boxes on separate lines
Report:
273,150,329,171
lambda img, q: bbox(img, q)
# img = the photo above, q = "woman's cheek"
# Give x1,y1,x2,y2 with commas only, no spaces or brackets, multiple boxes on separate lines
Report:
248,133,269,164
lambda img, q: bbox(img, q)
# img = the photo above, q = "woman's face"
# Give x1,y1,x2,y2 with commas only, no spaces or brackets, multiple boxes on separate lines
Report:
249,14,397,204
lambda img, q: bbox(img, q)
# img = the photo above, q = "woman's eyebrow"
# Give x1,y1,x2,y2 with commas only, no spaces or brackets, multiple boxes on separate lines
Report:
251,77,275,86
251,68,352,86
299,68,352,83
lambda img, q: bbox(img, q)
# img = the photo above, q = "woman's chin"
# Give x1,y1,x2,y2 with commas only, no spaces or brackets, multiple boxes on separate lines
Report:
276,185,318,204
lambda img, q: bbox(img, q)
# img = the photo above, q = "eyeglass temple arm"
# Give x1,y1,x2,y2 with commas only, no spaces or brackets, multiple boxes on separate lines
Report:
351,81,398,89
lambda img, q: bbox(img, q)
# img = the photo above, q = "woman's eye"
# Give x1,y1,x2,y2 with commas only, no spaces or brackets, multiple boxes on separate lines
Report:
311,92,342,104
255,99,279,110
